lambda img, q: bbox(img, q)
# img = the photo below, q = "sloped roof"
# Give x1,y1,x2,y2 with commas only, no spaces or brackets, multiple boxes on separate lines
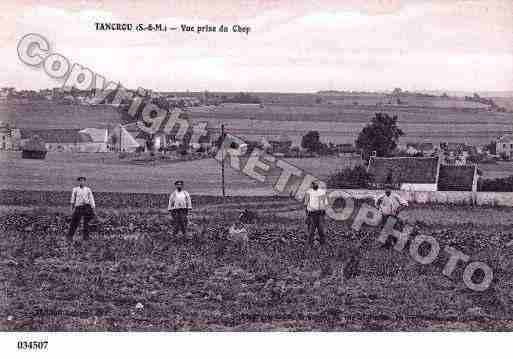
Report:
19,129,88,143
22,135,47,152
437,164,476,191
79,128,108,143
368,156,439,184
111,124,139,149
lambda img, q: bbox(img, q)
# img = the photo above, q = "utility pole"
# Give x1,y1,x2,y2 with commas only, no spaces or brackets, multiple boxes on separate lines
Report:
221,124,226,198
221,124,226,221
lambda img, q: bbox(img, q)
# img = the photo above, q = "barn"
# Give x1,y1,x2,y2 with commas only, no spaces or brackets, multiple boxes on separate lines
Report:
437,164,478,192
21,135,47,159
367,156,440,191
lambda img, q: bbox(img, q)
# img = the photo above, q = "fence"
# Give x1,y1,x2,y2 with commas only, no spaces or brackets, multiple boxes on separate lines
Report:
342,189,513,207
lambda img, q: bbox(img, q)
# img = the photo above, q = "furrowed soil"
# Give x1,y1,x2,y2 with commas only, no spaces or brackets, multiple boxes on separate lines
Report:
2,199,513,331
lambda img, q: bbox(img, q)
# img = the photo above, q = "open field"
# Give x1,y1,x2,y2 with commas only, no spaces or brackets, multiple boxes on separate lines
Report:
2,152,513,198
3,98,512,146
0,102,122,129
2,200,513,330
0,152,361,194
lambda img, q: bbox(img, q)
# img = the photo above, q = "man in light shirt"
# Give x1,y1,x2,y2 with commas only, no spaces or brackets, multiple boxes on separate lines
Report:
168,180,192,238
304,181,328,244
375,188,409,225
67,176,96,242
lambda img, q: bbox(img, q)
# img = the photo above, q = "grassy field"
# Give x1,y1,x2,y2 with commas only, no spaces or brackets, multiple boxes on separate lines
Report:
3,97,512,147
0,151,359,194
0,102,122,129
3,151,513,197
2,200,513,330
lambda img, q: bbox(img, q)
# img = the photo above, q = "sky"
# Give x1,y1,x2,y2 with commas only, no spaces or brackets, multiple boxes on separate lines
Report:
1,0,512,92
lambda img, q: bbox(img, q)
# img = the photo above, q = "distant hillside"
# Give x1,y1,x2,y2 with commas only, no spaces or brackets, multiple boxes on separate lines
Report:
0,101,123,129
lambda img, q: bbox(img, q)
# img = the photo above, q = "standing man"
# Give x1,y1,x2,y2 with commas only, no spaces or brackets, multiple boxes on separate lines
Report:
168,180,192,239
67,176,96,242
375,188,409,226
304,181,328,245
375,188,408,248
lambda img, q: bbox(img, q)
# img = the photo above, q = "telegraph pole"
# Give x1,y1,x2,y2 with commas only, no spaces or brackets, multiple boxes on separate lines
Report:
221,124,226,221
221,124,226,198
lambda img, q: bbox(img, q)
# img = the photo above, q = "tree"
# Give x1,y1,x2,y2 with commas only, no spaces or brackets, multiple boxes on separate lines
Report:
485,141,496,155
301,130,322,153
392,88,402,96
355,113,404,161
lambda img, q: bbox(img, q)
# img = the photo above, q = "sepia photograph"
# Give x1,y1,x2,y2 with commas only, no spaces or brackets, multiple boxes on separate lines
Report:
1,0,513,357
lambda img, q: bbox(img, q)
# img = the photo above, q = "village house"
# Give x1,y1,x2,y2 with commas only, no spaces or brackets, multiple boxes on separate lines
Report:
21,136,47,159
437,164,478,192
266,134,292,156
440,142,474,164
133,124,214,153
368,155,478,192
19,128,110,152
368,156,440,191
109,124,141,152
0,87,15,100
335,143,358,154
236,134,292,156
496,134,513,159
0,123,21,150
417,142,437,156
404,143,420,156
78,128,109,152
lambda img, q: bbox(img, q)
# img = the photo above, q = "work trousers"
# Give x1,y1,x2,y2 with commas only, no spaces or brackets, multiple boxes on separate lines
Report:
307,210,326,243
171,208,189,235
67,204,94,240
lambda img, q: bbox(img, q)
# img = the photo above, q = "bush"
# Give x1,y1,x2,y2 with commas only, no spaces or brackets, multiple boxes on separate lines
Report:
326,165,373,189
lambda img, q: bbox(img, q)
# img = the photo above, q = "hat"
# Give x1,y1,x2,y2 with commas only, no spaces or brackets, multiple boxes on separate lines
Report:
77,176,86,181
174,180,184,185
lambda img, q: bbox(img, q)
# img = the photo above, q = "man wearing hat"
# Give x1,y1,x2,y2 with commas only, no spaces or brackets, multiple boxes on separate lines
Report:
375,187,408,248
304,180,328,245
67,176,96,242
375,187,408,226
168,180,192,238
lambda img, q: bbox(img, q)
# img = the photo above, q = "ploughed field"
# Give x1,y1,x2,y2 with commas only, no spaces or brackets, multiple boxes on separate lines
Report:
2,199,513,331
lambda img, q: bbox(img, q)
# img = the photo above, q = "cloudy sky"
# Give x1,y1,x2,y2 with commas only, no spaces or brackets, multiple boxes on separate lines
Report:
1,0,512,92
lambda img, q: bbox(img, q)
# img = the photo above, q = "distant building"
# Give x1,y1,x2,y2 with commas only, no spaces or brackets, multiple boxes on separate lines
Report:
368,156,440,191
418,142,437,156
335,143,358,154
440,142,473,164
0,123,21,150
368,156,478,192
21,136,47,159
78,128,109,152
110,124,140,152
496,135,513,159
0,87,15,100
437,164,478,192
19,128,110,152
266,134,292,155
404,144,420,156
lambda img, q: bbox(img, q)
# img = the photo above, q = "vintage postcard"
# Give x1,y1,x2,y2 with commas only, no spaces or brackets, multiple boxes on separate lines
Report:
1,0,513,356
